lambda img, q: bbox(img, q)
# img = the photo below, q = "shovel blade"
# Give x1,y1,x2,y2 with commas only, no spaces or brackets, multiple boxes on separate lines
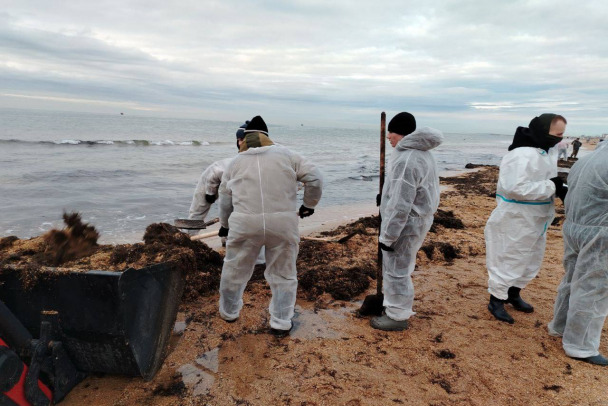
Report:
358,294,384,317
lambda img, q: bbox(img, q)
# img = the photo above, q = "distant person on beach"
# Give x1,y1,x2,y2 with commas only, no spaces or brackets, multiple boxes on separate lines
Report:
217,115,323,336
557,139,569,161
485,114,568,324
570,138,582,158
547,141,608,366
371,112,444,331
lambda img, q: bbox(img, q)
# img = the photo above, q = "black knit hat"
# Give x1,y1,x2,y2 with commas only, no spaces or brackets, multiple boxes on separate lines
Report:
236,120,249,139
245,116,268,135
388,112,416,136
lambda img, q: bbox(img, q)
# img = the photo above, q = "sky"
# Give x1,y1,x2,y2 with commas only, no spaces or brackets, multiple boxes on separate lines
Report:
1,0,608,135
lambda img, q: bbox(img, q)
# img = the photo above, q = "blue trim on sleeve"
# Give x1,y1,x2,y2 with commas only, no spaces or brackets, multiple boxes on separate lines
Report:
496,194,552,205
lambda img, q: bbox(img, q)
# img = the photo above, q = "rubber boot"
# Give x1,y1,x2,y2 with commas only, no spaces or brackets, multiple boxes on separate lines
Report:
488,295,514,324
270,322,293,338
370,314,408,331
506,287,534,313
572,354,608,366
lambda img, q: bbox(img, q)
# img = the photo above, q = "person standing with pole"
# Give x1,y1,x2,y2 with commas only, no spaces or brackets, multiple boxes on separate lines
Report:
370,112,444,331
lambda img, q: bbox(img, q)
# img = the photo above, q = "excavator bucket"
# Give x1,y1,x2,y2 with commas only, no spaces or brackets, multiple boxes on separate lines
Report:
0,262,184,380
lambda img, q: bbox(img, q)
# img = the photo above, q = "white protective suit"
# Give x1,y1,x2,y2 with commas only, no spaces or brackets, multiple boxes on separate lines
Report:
485,147,558,300
548,144,608,358
218,142,323,330
379,127,443,321
189,157,234,221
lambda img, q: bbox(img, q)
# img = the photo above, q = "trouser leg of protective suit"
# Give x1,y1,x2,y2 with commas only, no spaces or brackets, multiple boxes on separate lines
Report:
256,246,266,265
263,222,299,331
219,237,263,321
548,227,578,336
486,216,550,300
382,217,432,321
561,226,608,358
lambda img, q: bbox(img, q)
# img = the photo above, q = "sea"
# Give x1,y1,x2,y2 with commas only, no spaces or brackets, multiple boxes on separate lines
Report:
1,108,514,244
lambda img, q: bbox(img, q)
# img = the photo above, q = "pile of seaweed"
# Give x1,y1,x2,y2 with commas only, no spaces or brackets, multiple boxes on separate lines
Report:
109,223,224,302
0,216,223,303
297,217,380,301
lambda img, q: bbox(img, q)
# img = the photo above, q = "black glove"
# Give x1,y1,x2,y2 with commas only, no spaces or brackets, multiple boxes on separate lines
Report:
379,242,394,252
376,193,381,207
218,226,229,237
299,205,314,218
550,177,567,201
205,194,217,204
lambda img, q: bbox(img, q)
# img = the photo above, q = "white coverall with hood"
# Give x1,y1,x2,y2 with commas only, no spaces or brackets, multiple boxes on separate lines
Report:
548,142,608,358
218,141,322,330
379,127,444,321
189,157,233,221
485,148,558,300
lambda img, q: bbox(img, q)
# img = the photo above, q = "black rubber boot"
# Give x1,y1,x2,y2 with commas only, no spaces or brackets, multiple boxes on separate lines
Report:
572,354,608,366
488,295,514,324
506,287,534,313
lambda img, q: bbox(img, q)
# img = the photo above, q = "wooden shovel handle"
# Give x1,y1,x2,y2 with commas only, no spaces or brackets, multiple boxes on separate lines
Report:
190,230,219,241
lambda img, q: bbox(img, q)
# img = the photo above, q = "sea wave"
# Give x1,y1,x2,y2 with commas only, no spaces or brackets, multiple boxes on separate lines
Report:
0,138,211,146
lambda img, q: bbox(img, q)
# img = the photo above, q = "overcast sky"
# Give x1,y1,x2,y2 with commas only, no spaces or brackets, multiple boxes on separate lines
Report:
1,1,607,134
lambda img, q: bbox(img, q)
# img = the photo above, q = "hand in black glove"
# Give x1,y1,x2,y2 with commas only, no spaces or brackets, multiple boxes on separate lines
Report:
550,177,567,201
218,226,229,237
205,194,217,204
299,205,314,218
379,242,394,252
376,193,381,207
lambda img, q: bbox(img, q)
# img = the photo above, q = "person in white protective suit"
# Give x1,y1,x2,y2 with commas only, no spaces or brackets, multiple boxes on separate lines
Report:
189,121,249,225
217,116,323,336
371,112,444,331
485,114,568,324
547,140,608,366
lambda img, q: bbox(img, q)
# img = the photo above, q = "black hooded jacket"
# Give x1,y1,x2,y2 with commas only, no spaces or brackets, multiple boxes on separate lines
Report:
508,114,563,153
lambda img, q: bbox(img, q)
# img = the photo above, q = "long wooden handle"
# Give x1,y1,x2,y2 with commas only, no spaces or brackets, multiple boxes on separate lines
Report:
190,230,219,241
377,112,386,295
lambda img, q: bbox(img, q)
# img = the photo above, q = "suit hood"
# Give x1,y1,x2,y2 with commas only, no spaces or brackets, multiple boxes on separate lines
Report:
396,127,443,151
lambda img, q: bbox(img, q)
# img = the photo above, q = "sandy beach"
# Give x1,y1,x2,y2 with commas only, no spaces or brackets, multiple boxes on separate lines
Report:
2,164,606,406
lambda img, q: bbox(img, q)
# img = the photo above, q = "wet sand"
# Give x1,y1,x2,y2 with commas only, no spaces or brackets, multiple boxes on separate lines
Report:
6,166,608,405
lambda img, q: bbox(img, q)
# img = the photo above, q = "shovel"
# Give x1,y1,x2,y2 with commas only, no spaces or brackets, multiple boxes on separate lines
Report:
174,217,219,230
358,112,386,317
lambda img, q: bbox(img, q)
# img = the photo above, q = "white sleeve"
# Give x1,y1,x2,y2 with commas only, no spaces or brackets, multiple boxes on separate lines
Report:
498,152,556,201
293,153,323,209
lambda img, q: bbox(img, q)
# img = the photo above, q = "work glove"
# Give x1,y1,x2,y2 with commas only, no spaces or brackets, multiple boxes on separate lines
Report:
550,177,568,202
379,242,394,252
205,194,217,204
376,193,381,207
218,226,229,237
299,205,315,218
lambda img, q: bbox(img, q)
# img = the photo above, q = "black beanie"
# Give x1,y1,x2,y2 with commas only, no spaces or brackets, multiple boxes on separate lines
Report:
245,116,268,135
236,120,249,139
388,112,416,136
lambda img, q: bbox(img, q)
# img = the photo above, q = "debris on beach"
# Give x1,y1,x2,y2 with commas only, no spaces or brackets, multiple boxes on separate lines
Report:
43,212,100,265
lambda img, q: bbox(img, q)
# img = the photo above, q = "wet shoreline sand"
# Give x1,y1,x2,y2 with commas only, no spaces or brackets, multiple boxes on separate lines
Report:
5,165,607,405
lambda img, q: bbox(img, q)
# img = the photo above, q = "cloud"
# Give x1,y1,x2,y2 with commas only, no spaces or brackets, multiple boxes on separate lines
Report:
1,1,608,133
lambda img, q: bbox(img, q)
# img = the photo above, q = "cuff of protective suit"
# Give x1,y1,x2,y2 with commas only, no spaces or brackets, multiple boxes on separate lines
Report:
301,202,317,210
378,237,395,247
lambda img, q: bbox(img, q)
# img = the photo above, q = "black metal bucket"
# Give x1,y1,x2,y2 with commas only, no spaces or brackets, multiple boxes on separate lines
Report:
0,263,184,380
